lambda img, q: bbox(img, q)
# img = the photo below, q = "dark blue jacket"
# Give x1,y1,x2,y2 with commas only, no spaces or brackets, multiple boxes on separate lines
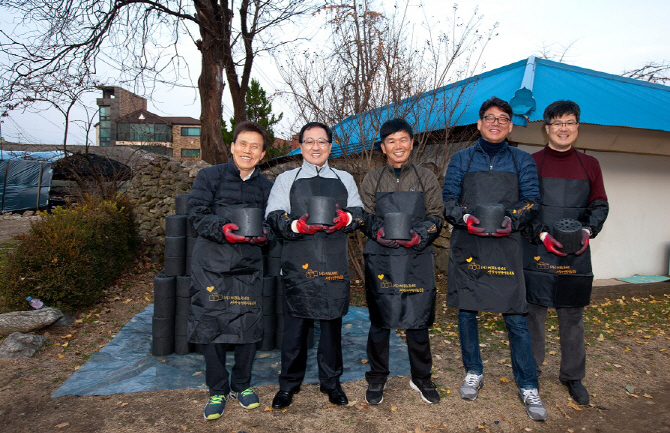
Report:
442,140,541,232
188,158,273,243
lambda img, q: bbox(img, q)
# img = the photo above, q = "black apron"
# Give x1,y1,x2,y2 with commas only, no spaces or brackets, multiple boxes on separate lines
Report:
281,169,350,320
188,202,264,345
447,149,527,314
364,165,437,329
523,149,593,308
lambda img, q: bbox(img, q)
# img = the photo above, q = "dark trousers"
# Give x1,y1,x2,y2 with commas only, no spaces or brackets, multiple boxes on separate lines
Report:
279,311,343,391
365,324,432,384
203,342,256,396
526,303,586,381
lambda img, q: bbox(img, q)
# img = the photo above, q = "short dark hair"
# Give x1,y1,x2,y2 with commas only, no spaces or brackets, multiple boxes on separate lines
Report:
543,100,581,125
298,122,332,143
380,118,413,142
479,97,513,119
232,121,269,150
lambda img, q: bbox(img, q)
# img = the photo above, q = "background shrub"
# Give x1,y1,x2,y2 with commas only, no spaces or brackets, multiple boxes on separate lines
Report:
0,196,140,313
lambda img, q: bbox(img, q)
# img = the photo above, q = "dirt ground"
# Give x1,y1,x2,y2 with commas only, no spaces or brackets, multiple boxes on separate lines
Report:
1,217,669,433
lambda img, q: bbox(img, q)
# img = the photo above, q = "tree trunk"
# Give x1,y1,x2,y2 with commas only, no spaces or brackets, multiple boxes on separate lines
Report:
195,2,228,165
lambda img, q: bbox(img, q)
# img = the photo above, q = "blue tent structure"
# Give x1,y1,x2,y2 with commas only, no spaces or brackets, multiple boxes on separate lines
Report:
0,151,63,212
286,56,670,158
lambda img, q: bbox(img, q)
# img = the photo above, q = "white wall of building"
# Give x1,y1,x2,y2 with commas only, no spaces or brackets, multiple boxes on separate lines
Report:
519,145,670,279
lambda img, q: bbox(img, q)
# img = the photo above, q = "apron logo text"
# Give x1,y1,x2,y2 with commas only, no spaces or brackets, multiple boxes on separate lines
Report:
466,259,515,276
208,294,258,305
535,261,577,274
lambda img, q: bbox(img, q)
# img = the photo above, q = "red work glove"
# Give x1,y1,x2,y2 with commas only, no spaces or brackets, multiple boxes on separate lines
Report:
376,227,399,248
249,228,268,245
466,215,488,236
542,233,567,257
492,216,512,237
397,230,421,248
222,223,247,243
575,229,590,255
294,214,326,235
325,208,351,234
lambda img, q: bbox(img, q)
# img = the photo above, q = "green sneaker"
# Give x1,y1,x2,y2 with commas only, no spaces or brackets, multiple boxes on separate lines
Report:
203,394,227,420
230,387,260,409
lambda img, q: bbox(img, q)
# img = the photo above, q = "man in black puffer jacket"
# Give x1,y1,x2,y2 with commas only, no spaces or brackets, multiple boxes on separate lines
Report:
187,121,273,421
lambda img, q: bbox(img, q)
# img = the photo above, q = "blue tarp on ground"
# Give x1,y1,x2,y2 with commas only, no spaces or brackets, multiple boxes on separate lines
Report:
52,305,411,397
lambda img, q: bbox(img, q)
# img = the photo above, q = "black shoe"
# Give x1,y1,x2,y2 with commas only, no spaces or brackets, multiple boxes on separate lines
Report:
320,385,349,405
272,389,298,409
365,382,385,405
561,379,589,405
410,378,440,404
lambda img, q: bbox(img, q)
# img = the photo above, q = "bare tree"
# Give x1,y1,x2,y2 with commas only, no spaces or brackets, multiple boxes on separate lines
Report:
281,1,496,174
623,61,670,84
0,0,313,164
280,1,496,279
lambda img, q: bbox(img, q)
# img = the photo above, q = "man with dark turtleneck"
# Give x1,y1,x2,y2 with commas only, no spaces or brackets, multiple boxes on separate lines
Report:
522,100,608,407
442,97,547,422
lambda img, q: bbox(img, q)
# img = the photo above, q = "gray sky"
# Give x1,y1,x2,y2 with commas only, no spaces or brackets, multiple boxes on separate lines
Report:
1,0,668,145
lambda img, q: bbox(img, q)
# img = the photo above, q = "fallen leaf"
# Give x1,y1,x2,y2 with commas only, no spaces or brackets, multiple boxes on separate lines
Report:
58,354,64,359
391,405,398,412
192,371,202,376
361,359,368,364
55,423,69,428
548,350,557,355
499,377,511,383
567,401,583,411
643,394,653,399
180,426,187,431
597,334,605,341
625,385,635,394
264,406,272,412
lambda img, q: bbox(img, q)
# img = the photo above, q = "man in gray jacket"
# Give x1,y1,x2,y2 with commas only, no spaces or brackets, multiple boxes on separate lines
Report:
265,122,364,409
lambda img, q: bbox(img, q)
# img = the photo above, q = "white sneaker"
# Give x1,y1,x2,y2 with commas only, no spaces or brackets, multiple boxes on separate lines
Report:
518,387,547,422
459,371,484,400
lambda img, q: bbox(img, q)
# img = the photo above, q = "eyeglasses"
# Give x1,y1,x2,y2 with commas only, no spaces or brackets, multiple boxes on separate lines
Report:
482,115,510,125
302,138,330,148
549,120,578,128
384,137,411,146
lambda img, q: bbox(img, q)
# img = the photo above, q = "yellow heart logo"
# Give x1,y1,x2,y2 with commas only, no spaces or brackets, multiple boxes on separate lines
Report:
534,256,541,261
466,257,473,263
302,263,309,269
377,274,384,280
206,286,214,292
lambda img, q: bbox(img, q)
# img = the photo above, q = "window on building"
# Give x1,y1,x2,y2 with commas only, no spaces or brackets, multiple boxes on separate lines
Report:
117,123,172,142
181,148,201,158
99,106,110,121
181,127,201,137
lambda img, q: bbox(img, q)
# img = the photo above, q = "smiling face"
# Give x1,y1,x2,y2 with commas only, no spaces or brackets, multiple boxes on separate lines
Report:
300,126,332,167
230,130,266,178
545,113,579,152
477,106,513,143
381,130,413,168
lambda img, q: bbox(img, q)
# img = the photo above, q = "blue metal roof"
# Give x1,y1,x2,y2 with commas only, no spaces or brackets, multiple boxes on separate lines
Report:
286,57,670,158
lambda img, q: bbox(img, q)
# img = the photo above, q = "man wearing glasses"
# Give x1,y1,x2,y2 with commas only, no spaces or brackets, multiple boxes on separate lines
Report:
265,122,364,409
443,97,547,421
522,100,608,406
360,118,444,405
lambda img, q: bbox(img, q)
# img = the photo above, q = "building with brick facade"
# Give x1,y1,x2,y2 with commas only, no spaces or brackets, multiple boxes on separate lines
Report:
96,86,201,160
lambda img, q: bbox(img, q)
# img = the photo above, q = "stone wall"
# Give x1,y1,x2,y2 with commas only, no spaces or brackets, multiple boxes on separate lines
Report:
124,154,210,261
